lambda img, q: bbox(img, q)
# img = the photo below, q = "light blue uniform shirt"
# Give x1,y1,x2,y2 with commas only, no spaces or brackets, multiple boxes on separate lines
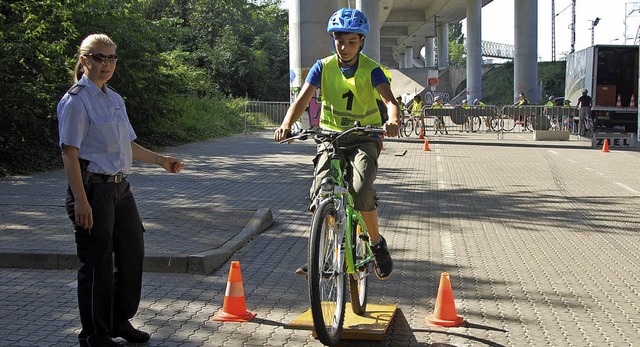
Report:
57,75,136,175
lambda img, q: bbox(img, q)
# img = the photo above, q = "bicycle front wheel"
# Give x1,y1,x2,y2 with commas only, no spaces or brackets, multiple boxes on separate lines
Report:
308,201,346,346
403,119,414,137
349,222,370,315
414,120,423,136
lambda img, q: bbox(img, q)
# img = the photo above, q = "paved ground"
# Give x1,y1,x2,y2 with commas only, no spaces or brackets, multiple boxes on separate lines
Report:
1,130,639,346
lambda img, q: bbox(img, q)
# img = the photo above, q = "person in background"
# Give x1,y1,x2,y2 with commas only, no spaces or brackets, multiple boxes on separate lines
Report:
273,8,399,280
576,88,593,136
460,99,471,133
545,95,556,106
473,98,486,107
545,96,558,129
430,95,448,134
473,98,490,131
396,96,406,121
563,99,574,132
411,94,424,116
411,94,425,135
514,92,530,106
396,96,406,137
57,33,185,347
431,95,443,108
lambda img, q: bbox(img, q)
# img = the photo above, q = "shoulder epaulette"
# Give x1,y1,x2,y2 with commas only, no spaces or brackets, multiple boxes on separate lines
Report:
67,84,85,95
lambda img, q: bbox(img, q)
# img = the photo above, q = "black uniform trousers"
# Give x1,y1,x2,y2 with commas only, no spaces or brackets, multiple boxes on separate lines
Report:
66,180,144,341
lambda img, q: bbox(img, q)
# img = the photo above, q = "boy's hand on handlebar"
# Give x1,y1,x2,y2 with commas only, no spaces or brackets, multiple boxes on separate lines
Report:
274,127,292,143
383,121,399,137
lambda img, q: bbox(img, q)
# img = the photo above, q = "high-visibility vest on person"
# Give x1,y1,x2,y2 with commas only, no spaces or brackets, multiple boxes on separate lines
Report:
319,53,383,131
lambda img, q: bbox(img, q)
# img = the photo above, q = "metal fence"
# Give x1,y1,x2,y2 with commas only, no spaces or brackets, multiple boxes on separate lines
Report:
244,101,579,135
244,101,290,132
416,105,577,133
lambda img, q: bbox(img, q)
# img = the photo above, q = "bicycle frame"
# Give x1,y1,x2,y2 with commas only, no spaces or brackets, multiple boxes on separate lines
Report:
282,125,381,277
319,146,373,277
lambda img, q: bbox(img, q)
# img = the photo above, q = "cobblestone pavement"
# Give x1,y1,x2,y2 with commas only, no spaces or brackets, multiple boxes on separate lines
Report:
1,131,639,346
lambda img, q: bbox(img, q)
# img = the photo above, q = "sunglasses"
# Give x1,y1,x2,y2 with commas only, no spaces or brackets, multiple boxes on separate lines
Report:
84,53,119,64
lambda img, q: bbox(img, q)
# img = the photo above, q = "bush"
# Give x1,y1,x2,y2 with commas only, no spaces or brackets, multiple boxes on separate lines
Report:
151,96,246,146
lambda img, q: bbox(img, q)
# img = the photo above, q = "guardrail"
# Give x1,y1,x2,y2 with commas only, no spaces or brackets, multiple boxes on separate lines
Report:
244,101,290,132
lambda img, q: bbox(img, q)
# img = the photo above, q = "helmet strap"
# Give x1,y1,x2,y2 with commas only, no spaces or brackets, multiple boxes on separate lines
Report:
338,52,360,67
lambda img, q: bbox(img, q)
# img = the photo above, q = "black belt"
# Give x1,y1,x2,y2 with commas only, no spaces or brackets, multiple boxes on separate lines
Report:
86,172,127,183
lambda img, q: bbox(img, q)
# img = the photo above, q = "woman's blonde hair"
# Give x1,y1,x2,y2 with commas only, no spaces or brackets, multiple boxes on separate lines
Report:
73,34,117,83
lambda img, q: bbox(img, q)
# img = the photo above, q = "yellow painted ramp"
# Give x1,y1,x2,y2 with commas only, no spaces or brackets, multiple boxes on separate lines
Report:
286,303,397,341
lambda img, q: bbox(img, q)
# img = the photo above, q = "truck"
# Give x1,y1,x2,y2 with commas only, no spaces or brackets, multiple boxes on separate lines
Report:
564,45,639,134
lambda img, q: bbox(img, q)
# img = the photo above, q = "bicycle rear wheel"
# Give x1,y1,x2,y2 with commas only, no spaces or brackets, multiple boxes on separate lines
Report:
308,201,346,346
349,222,370,315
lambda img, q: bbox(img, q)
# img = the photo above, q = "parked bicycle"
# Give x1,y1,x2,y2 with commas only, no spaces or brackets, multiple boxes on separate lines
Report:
279,124,384,346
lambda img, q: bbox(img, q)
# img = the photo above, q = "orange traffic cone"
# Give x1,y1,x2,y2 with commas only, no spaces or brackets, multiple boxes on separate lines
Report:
602,139,610,153
212,261,256,322
423,137,431,151
426,272,464,327
630,94,637,108
616,94,622,108
419,125,425,139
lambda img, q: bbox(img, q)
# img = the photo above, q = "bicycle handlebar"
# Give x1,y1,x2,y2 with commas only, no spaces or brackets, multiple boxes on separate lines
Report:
278,124,385,144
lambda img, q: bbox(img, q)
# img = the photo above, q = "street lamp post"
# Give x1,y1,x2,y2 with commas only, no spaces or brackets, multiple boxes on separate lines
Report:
590,17,601,46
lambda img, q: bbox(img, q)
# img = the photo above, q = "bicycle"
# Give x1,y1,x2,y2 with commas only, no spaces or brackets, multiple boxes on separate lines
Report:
280,124,384,346
579,115,595,138
427,109,448,135
401,112,424,137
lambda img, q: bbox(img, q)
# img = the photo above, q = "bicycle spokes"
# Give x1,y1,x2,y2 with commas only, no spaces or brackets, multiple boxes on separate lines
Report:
309,201,346,345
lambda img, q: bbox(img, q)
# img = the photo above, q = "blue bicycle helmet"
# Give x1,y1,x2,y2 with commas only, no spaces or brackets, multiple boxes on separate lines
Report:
327,8,370,36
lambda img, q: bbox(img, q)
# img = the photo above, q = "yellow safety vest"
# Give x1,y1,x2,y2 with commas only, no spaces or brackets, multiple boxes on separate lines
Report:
319,53,382,131
411,101,423,114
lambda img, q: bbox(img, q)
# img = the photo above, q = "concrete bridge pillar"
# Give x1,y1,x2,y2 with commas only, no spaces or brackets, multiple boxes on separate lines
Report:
466,0,482,103
289,0,342,127
357,0,380,63
405,47,414,69
514,0,539,103
437,23,449,69
424,37,435,67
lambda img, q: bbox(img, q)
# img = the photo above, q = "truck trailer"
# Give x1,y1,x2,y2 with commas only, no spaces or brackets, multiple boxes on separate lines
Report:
565,45,639,134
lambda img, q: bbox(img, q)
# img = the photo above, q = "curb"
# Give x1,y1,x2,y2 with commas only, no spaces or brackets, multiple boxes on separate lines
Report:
0,208,273,275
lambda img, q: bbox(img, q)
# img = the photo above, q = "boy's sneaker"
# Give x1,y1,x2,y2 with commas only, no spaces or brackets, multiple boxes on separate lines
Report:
371,236,393,280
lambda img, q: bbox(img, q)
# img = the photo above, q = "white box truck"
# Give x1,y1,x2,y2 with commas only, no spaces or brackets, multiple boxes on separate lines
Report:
565,45,638,134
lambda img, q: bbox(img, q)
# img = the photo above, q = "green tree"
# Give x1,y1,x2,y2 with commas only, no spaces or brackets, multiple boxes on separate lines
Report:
449,22,465,65
0,1,76,175
0,0,290,176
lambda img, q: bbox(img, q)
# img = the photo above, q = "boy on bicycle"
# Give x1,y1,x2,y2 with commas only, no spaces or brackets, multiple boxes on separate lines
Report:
274,8,399,280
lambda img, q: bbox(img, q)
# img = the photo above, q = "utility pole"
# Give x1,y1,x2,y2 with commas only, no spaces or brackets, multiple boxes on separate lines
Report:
551,0,556,61
571,0,576,53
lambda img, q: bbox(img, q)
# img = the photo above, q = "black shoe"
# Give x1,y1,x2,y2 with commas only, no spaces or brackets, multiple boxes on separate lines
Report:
295,263,308,278
110,321,150,343
371,236,393,280
79,335,119,347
